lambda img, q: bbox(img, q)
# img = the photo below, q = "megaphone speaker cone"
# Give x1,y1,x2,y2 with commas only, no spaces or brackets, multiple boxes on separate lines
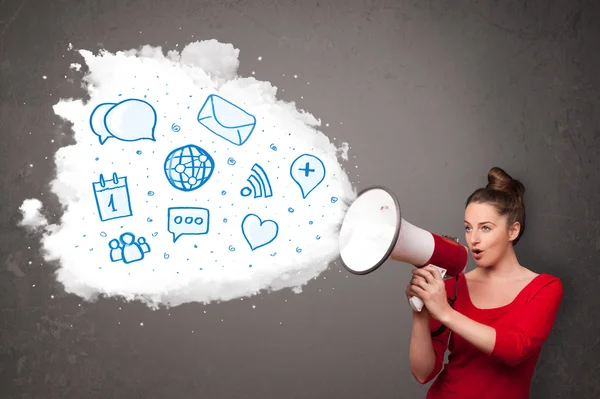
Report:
338,186,401,274
338,186,468,277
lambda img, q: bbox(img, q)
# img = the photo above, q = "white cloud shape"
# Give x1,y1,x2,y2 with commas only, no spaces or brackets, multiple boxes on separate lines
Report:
21,40,356,309
18,199,48,229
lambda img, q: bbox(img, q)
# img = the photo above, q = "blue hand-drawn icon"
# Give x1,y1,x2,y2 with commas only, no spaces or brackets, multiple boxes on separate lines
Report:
109,232,150,264
242,214,279,251
241,163,273,198
89,103,115,144
164,144,215,192
168,207,210,242
197,94,256,146
290,154,326,199
92,173,133,222
90,99,157,145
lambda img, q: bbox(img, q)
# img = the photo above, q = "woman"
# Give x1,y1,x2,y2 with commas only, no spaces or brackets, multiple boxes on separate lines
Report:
407,167,563,399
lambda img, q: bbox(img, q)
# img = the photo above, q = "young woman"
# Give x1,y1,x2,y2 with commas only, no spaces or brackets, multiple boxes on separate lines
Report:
406,167,564,399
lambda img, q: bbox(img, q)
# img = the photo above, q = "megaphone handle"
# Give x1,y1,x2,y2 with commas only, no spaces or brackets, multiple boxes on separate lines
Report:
409,296,424,312
408,265,447,312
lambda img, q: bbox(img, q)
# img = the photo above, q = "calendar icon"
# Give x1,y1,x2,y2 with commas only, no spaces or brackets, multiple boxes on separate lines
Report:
92,173,133,222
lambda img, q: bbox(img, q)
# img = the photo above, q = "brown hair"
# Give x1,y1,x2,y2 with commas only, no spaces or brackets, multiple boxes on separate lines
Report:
465,167,527,246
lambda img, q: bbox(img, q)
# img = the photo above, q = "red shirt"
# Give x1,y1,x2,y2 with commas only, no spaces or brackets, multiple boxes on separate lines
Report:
416,273,563,399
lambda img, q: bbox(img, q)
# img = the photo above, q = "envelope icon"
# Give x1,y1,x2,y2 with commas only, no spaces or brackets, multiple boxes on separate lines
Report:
197,94,257,146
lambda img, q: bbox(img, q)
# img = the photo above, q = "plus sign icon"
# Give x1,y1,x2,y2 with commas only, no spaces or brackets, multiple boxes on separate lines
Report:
290,154,326,199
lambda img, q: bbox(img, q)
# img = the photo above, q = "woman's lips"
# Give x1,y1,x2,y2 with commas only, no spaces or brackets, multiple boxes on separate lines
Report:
473,251,483,260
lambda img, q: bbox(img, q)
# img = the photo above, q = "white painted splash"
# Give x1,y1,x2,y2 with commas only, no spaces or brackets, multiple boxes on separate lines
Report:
20,40,356,309
19,199,48,229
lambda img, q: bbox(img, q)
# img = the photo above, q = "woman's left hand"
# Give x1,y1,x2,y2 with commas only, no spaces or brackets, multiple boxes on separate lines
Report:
410,265,453,322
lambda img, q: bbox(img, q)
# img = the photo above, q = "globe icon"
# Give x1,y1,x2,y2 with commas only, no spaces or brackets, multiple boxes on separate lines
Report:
164,144,215,191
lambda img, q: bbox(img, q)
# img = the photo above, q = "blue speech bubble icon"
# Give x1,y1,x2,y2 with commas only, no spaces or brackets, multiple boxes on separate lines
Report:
90,99,157,145
168,207,210,243
290,154,326,199
105,99,157,142
90,103,116,144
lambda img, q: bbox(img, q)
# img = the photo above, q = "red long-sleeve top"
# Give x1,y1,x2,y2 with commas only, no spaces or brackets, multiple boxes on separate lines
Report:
415,273,563,399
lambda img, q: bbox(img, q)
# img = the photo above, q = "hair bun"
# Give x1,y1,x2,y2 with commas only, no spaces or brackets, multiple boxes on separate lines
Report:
486,167,526,200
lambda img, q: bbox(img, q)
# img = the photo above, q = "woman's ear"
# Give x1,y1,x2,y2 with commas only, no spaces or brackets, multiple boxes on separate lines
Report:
508,221,521,242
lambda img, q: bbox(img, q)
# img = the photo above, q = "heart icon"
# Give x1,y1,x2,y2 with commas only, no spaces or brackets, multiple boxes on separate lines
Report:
242,214,279,251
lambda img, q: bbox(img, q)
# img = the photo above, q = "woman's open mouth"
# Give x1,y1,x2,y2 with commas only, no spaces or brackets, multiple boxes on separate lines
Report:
472,250,484,260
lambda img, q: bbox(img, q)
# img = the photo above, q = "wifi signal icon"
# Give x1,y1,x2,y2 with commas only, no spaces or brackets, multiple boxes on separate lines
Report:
241,163,273,198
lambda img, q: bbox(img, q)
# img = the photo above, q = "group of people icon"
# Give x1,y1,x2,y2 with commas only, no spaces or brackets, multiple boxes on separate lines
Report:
108,232,151,264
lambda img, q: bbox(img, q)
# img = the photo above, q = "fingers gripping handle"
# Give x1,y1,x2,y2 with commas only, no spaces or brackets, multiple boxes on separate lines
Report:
409,265,447,312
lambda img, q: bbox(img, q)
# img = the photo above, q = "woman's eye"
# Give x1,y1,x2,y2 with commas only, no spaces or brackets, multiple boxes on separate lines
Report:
483,226,491,231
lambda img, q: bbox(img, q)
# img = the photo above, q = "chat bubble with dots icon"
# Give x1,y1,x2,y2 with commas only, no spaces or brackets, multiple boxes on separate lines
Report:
168,207,210,243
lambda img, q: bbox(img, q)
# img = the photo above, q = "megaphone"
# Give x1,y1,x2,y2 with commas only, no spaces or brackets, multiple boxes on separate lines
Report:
338,186,468,312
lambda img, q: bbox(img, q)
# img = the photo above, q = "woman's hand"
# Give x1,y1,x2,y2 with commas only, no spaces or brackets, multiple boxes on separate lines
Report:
410,265,452,322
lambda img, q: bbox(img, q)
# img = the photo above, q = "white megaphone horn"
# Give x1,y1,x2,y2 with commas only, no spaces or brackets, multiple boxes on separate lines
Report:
338,186,468,312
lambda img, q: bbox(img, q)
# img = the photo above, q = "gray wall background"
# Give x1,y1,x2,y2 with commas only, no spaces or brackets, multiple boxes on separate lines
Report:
1,0,599,398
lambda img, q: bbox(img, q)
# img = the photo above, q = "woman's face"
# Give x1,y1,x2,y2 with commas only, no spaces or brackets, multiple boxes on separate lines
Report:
464,202,518,267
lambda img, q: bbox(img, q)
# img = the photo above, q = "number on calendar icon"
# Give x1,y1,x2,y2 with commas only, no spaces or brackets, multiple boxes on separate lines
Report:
92,172,133,222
